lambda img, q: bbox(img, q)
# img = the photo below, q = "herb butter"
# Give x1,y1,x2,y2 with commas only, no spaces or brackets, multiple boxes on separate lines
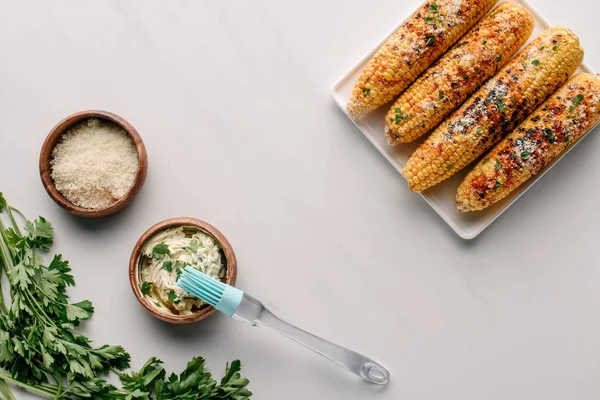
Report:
139,226,225,315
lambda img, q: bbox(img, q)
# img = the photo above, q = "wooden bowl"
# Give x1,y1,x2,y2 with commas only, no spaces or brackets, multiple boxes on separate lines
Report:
39,110,148,217
129,218,238,324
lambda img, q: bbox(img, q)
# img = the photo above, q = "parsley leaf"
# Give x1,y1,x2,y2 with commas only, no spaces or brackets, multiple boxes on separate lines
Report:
141,281,153,295
439,91,445,99
394,110,410,124
152,243,170,258
495,97,506,113
25,217,53,251
572,94,584,106
531,59,540,66
494,180,503,189
426,35,436,46
65,300,94,321
167,290,177,303
543,128,555,141
187,240,200,253
445,163,453,169
162,261,173,272
362,87,371,94
495,159,502,169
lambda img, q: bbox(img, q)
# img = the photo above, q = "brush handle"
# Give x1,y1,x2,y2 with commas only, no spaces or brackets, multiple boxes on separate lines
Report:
232,293,390,385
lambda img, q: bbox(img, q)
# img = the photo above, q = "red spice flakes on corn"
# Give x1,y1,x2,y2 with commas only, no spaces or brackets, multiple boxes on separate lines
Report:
385,1,534,144
456,73,600,211
403,27,584,192
346,0,497,120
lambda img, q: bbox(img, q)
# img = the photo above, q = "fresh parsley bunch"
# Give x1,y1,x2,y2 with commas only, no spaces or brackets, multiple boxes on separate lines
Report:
117,357,251,400
0,193,251,399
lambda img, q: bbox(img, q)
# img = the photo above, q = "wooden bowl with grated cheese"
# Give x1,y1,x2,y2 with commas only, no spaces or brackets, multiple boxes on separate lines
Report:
39,110,148,217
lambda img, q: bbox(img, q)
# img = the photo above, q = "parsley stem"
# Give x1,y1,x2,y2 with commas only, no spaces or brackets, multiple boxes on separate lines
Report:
53,374,62,400
0,291,6,314
7,206,25,221
24,289,61,329
0,220,14,300
0,217,15,261
0,380,16,400
0,372,57,398
31,280,69,306
0,211,62,329
0,259,8,314
56,385,75,399
4,206,21,237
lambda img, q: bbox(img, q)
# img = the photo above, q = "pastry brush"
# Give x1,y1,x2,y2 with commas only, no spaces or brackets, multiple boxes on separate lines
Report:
177,266,390,384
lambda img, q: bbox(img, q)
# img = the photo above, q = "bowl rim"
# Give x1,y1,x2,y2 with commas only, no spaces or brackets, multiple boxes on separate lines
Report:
39,110,148,218
128,217,238,324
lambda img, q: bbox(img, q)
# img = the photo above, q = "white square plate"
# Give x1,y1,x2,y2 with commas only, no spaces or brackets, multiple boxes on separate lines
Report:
331,0,597,239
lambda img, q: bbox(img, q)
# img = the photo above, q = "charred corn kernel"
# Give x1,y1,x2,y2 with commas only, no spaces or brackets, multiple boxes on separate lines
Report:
403,26,584,192
346,0,497,120
385,2,534,144
456,73,600,212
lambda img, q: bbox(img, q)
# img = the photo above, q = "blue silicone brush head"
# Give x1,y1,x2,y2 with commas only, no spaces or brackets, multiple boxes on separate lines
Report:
177,266,243,316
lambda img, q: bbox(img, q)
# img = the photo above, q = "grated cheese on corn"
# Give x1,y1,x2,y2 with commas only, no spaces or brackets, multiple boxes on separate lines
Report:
50,118,139,209
403,26,584,192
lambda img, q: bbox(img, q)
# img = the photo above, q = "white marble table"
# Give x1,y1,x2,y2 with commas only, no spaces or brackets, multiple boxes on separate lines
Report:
1,0,599,399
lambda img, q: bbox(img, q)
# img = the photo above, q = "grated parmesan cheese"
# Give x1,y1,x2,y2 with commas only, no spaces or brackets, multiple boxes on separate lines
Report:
448,0,463,15
50,118,139,209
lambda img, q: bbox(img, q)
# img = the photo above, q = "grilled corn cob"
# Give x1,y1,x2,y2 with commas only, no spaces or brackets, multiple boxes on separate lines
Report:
385,2,533,144
346,0,497,120
456,73,600,211
403,26,584,192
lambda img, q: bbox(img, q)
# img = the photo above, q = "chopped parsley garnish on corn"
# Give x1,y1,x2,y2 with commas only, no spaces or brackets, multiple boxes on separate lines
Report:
456,73,600,212
346,0,497,120
569,93,584,112
385,2,533,144
402,26,584,192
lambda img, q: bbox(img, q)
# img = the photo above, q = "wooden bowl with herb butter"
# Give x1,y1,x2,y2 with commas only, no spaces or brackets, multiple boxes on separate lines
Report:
39,110,148,218
129,217,238,324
